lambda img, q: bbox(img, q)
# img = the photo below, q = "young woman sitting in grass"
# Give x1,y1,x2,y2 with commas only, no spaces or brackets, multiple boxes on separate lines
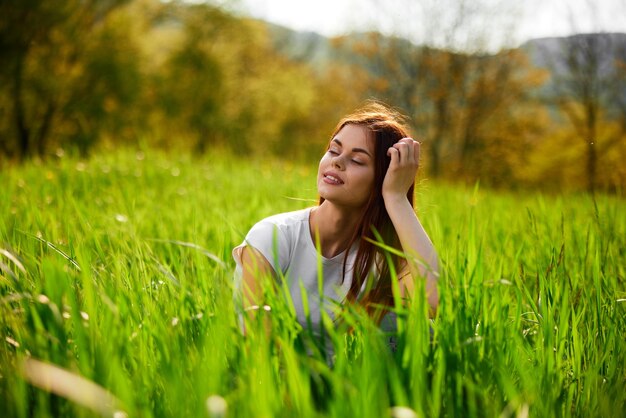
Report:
233,102,439,337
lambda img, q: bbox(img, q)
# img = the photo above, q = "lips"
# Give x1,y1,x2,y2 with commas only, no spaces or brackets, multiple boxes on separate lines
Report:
323,171,344,185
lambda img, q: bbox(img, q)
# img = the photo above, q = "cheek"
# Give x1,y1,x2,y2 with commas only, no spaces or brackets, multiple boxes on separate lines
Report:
357,169,375,192
317,156,327,175
319,153,331,168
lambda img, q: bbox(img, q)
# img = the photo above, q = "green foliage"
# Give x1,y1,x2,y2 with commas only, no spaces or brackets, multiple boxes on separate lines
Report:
0,0,351,162
0,0,133,158
0,0,625,189
1,149,624,417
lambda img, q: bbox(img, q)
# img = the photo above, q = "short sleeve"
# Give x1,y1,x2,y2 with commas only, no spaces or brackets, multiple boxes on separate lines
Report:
232,219,291,277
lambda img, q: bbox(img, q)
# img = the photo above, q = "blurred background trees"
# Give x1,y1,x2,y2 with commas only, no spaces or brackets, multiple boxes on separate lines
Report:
0,0,624,192
531,33,626,192
0,0,139,158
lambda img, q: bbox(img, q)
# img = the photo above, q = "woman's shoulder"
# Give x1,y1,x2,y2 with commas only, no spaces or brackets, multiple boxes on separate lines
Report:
238,207,312,258
235,208,313,266
254,207,312,230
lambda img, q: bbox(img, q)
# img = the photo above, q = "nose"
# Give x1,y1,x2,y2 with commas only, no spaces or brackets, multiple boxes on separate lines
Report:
332,155,345,170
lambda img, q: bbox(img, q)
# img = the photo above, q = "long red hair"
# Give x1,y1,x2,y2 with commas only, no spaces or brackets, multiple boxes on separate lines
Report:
319,102,415,320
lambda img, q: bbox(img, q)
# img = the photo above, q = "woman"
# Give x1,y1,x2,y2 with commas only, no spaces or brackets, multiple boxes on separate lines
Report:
233,102,439,335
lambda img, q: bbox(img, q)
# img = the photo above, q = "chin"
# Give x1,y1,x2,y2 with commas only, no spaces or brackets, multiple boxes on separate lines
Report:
318,189,337,203
318,183,339,199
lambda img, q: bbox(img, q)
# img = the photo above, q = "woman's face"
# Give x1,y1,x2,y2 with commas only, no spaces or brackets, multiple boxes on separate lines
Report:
317,124,376,209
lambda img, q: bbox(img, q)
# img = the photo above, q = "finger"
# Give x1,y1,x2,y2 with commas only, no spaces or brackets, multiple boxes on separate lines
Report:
413,141,420,165
404,139,415,163
394,142,409,165
402,138,418,162
387,147,399,167
399,138,418,165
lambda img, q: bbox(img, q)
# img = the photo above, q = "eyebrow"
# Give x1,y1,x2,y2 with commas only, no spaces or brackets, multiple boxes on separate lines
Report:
332,138,372,158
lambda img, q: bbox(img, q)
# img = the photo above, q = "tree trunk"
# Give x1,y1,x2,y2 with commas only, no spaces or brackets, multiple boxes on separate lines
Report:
12,54,30,160
429,138,441,178
429,98,448,178
586,140,597,193
586,100,598,193
36,100,56,157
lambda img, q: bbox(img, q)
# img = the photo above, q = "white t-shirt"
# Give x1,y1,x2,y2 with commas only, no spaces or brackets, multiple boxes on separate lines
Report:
232,207,397,337
232,208,358,330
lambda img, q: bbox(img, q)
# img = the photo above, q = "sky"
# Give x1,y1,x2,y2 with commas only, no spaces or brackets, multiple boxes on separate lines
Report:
233,0,626,51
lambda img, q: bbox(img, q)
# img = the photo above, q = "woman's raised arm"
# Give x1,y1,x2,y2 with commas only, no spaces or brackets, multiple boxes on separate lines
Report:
382,138,439,314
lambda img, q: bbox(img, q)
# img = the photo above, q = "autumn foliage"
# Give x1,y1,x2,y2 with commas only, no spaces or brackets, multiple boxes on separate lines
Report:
0,0,624,192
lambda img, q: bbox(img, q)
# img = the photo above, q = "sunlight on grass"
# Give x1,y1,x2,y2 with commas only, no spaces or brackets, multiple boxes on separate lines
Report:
1,148,624,417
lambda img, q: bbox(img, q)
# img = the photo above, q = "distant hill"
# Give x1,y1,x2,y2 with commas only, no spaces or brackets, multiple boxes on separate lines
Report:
264,21,626,100
266,23,332,67
521,33,626,74
521,33,626,106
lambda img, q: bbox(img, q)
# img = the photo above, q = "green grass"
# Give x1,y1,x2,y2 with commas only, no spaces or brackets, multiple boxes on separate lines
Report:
1,148,625,417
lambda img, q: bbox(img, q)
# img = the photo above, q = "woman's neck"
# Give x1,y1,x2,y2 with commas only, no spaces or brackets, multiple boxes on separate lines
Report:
309,201,362,258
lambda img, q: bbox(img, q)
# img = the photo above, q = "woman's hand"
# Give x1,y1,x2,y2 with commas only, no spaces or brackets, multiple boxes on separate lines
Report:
382,138,420,203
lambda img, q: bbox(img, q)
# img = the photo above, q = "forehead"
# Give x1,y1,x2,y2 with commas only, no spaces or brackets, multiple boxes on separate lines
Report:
333,124,374,152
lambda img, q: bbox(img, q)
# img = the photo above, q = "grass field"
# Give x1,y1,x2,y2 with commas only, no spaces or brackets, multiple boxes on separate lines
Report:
1,149,625,418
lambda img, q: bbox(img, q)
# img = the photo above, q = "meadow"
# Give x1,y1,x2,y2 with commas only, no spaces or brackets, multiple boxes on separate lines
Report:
1,149,624,418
